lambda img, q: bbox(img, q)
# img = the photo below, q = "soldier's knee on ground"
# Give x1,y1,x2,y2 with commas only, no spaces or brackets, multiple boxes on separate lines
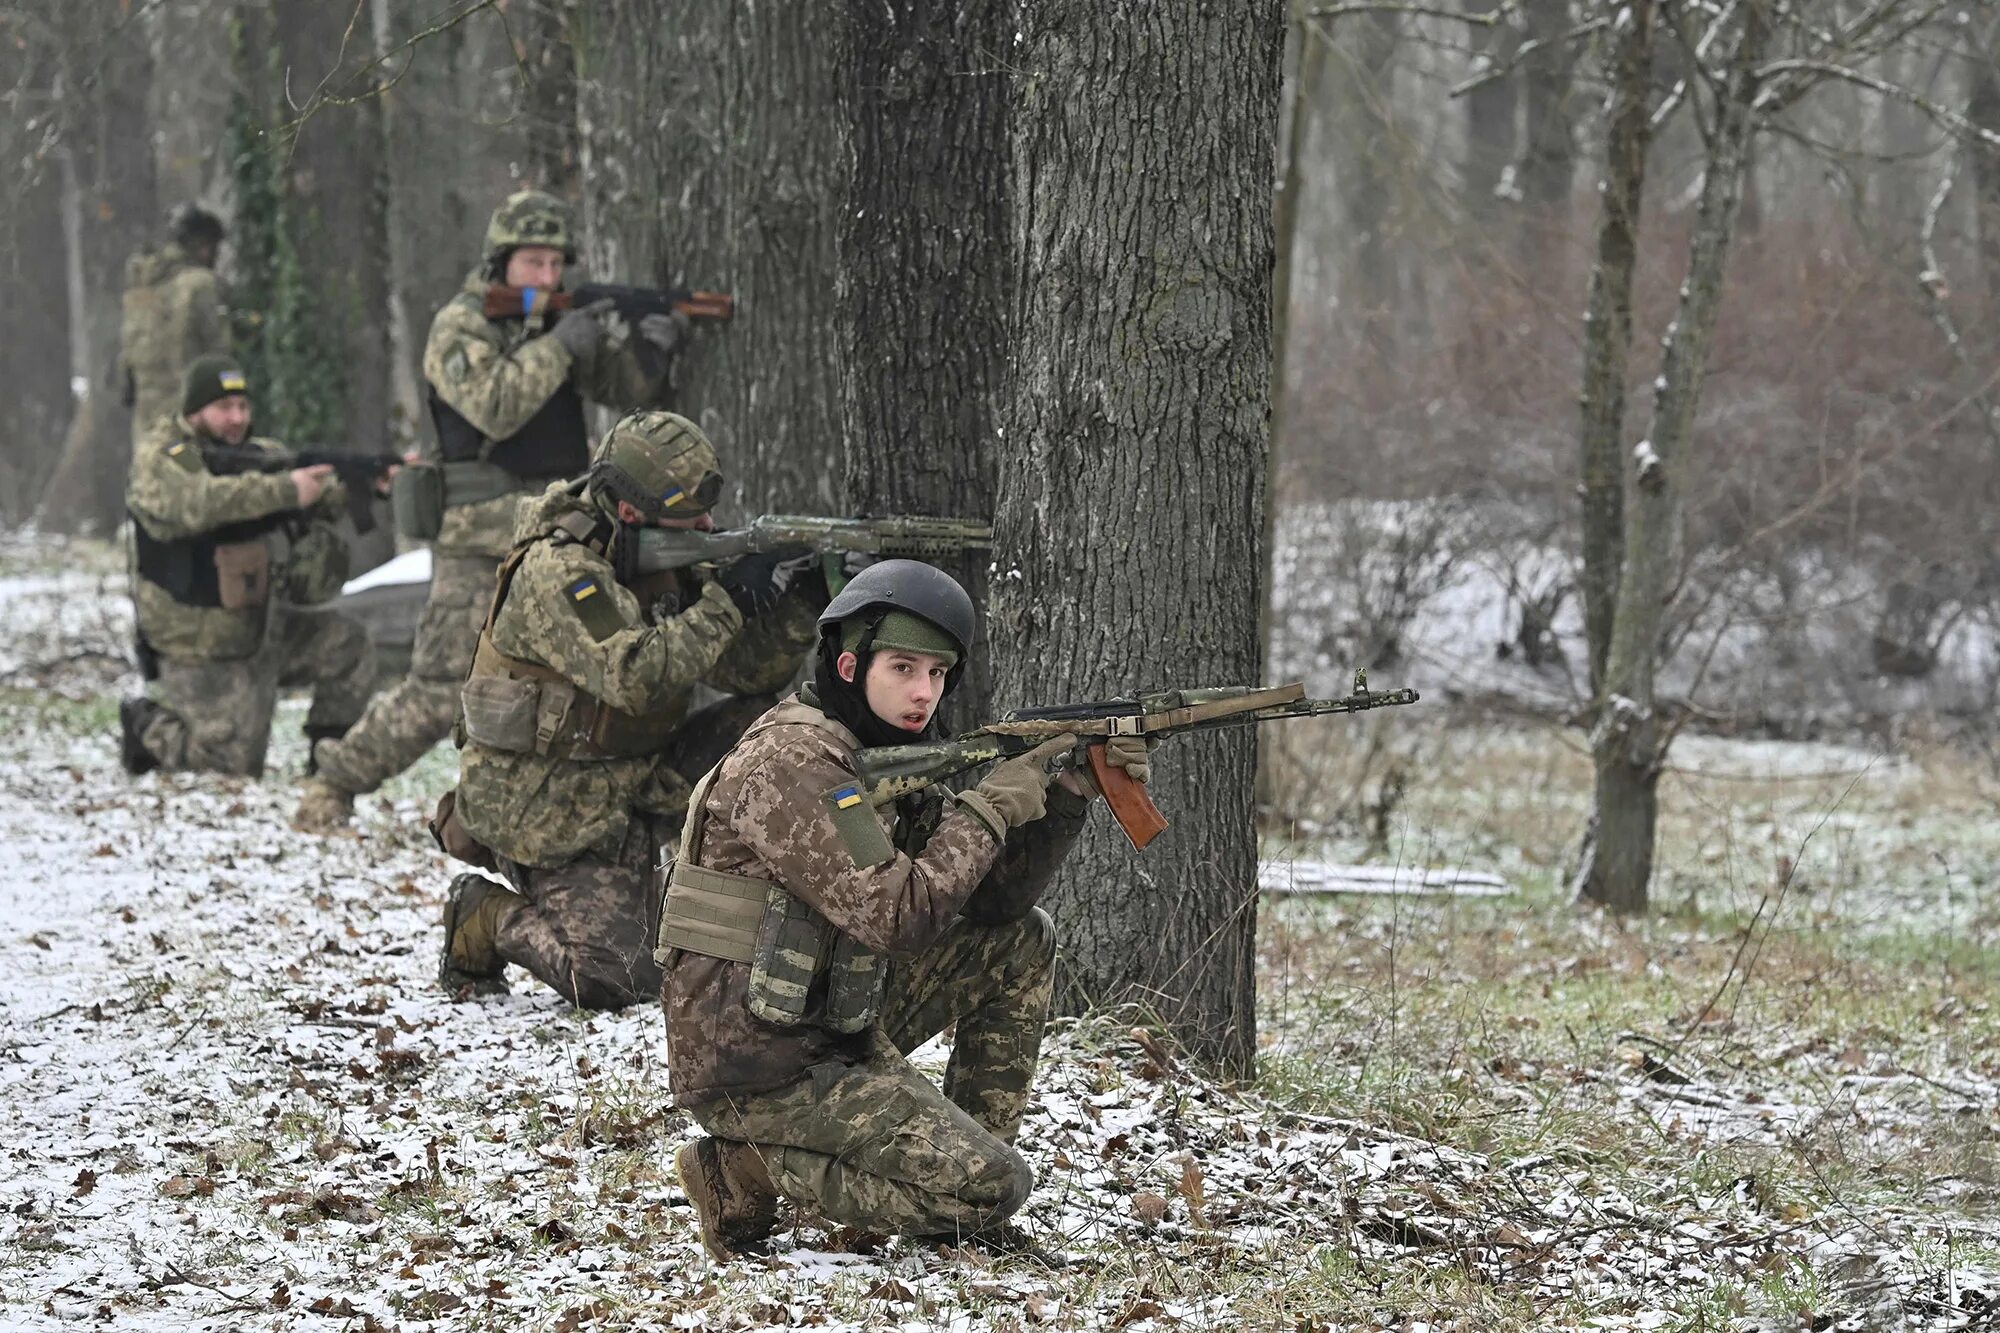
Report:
964,1141,1036,1225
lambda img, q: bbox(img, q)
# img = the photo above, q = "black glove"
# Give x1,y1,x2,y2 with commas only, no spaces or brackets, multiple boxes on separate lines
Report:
715,550,790,618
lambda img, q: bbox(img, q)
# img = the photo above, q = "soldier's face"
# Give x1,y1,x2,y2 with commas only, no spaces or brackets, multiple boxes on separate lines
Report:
191,394,252,445
505,245,566,290
841,649,949,733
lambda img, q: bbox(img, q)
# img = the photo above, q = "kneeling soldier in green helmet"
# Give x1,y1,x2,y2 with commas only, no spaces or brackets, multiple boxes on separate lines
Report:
658,560,1151,1258
435,410,820,1011
119,356,375,777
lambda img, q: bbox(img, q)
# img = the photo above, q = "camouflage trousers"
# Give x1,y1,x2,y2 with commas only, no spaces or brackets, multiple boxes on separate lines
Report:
495,812,672,1012
312,553,495,796
688,908,1056,1239
141,605,374,778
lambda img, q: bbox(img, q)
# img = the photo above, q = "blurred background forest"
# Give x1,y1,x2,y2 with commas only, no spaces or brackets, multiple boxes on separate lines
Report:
4,0,1999,741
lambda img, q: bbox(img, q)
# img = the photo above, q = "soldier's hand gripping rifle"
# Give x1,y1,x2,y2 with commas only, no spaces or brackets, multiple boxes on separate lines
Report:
634,514,992,575
852,673,1420,850
483,281,737,325
198,441,402,533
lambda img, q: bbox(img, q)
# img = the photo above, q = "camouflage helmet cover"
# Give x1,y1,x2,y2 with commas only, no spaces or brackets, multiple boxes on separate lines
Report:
485,189,576,263
588,410,726,521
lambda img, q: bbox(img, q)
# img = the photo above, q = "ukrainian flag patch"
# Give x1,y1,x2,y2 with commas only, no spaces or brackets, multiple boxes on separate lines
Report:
569,577,600,602
218,371,247,393
661,484,687,509
833,785,863,809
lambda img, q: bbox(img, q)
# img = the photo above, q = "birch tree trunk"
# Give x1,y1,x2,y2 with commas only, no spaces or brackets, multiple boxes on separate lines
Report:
574,0,843,515
1580,6,1768,913
993,0,1283,1074
837,0,1011,727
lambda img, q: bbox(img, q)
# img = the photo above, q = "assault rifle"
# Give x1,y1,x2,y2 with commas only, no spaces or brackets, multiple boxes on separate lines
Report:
634,514,991,575
483,282,737,325
199,442,400,533
852,674,1420,851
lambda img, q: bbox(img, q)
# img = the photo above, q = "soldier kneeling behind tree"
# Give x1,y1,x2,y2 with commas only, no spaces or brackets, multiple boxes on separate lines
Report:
656,559,1151,1259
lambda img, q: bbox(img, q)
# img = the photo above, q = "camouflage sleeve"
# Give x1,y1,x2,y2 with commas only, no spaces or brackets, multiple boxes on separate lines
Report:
730,741,1005,959
494,543,748,716
958,785,1091,924
702,587,819,696
178,269,228,361
126,436,303,541
422,297,575,441
571,328,668,413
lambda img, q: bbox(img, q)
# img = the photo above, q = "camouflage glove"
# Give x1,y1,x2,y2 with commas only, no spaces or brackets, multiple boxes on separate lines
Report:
956,733,1078,842
551,298,615,358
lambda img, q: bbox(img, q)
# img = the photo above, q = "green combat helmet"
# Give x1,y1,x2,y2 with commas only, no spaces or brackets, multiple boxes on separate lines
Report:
484,189,576,265
588,410,726,523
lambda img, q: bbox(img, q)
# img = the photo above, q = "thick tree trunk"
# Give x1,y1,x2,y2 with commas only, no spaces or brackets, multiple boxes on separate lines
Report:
1575,0,1655,698
1581,8,1766,914
994,0,1283,1074
522,0,581,196
837,0,1011,727
575,0,843,515
36,32,156,536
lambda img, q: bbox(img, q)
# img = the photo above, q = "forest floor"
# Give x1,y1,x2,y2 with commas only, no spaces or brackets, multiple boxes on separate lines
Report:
3,536,1998,1332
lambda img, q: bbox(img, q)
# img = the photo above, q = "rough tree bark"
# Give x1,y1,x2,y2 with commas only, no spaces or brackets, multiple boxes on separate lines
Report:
994,0,1283,1074
575,0,843,514
837,0,1011,727
1575,0,1655,700
35,22,156,536
1579,5,1768,913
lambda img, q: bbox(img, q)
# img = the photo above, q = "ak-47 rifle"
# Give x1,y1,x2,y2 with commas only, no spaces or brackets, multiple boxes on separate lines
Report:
199,441,400,533
852,673,1420,850
634,514,991,575
483,281,736,325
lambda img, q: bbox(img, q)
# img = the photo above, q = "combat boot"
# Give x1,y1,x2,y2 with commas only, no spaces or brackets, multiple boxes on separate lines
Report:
676,1137,779,1260
118,697,162,777
438,873,521,999
290,778,355,834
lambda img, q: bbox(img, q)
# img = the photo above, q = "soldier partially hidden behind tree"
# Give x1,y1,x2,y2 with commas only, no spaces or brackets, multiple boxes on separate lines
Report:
117,205,229,456
432,410,821,1011
119,356,375,778
293,189,691,833
657,560,1152,1259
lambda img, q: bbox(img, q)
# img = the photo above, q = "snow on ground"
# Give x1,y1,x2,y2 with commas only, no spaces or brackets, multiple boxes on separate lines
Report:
3,542,1998,1330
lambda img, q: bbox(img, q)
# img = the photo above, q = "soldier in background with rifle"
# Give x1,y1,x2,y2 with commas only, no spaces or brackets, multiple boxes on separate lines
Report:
118,356,379,778
294,189,710,832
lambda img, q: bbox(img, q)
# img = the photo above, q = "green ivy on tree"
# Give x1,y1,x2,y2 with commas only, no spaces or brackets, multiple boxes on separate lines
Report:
226,24,346,447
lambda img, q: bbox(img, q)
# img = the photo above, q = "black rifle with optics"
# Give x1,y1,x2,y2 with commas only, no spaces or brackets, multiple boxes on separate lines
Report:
851,674,1420,850
634,514,991,575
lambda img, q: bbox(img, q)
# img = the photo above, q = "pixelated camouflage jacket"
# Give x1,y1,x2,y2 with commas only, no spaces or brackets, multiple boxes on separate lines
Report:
421,269,671,558
126,416,351,662
117,245,227,447
454,483,820,869
661,693,1090,1107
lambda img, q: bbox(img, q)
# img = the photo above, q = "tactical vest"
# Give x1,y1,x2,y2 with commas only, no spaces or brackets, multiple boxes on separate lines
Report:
458,512,682,761
426,381,588,486
130,440,296,609
654,701,889,1035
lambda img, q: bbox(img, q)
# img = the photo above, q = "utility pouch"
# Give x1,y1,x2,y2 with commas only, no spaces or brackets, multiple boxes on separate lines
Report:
747,887,831,1027
822,934,885,1034
428,788,497,871
392,461,446,541
212,539,272,610
459,674,542,753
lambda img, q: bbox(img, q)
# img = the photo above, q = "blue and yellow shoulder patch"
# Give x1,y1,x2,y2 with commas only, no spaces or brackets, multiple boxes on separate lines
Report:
164,440,201,473
564,573,626,641
824,779,893,868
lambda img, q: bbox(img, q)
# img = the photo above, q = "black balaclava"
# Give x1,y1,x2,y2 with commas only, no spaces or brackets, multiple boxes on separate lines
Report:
807,620,945,750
